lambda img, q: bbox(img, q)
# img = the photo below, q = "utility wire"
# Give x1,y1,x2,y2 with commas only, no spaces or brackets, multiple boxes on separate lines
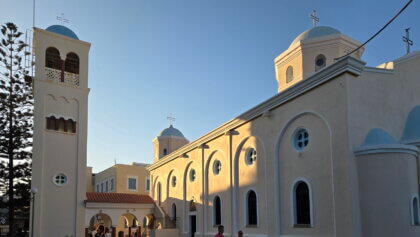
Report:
336,0,414,60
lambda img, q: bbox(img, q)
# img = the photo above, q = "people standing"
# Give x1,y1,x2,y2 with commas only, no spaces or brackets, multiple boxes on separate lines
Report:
104,227,111,237
90,228,97,237
215,225,224,237
238,230,243,237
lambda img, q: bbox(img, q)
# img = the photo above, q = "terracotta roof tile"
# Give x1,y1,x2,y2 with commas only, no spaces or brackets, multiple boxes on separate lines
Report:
86,192,154,204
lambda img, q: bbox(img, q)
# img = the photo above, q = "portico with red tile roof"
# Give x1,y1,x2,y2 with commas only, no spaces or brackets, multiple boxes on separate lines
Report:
85,192,155,237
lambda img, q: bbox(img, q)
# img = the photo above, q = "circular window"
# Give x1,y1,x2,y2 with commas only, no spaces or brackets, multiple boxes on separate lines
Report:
213,160,222,175
189,169,196,182
171,176,177,187
53,173,67,186
316,58,325,67
294,129,309,151
315,54,326,71
246,148,257,165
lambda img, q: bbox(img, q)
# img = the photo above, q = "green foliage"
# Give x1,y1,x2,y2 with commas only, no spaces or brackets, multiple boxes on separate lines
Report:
0,22,33,235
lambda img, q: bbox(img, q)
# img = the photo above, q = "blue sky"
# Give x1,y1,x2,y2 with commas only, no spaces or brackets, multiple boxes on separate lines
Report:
1,0,418,172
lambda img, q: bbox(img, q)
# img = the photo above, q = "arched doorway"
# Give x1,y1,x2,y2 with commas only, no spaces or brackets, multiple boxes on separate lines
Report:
88,213,112,235
116,213,140,237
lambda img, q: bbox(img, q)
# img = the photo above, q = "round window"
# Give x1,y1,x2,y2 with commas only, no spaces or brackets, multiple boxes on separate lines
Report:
246,148,257,165
189,169,196,182
294,128,309,151
213,160,222,175
53,173,67,186
315,54,326,71
171,176,177,187
316,58,325,67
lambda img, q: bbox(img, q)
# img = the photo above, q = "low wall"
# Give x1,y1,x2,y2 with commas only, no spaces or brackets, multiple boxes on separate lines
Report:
150,228,180,237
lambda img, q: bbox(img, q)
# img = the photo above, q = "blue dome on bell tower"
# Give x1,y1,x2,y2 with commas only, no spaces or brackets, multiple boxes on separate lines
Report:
45,25,79,40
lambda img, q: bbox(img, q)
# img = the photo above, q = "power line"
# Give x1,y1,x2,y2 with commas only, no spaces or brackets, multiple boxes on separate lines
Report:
336,0,414,60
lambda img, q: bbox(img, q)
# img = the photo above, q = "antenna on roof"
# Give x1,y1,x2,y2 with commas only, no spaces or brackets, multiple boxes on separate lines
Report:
33,0,35,27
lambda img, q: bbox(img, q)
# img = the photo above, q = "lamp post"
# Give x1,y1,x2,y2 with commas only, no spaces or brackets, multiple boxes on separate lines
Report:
30,187,38,237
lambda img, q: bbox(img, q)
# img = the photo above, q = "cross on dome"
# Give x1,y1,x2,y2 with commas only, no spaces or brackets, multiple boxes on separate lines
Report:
403,28,413,54
57,13,69,25
167,113,176,125
310,10,319,27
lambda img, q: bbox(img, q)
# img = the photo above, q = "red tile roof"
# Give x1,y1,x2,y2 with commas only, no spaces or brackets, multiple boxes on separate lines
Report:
86,192,155,204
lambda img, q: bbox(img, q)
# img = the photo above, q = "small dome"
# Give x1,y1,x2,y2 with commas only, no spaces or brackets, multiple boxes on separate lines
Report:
290,26,341,47
46,25,79,40
401,106,420,143
159,125,185,138
361,128,398,147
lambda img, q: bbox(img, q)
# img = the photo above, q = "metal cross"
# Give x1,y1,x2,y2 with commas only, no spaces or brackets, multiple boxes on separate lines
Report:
57,13,69,25
310,10,319,27
402,28,413,54
167,113,176,125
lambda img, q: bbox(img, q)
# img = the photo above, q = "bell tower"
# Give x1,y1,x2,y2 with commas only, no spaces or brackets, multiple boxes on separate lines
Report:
153,125,189,162
31,25,90,237
274,26,364,93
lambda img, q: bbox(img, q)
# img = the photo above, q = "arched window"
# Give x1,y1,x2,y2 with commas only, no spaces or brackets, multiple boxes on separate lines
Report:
46,116,56,130
247,190,258,226
157,182,162,205
64,53,80,74
163,148,168,156
171,175,177,187
213,196,222,226
172,203,177,221
315,54,326,71
412,196,419,226
286,66,294,83
57,117,66,132
66,119,77,133
294,181,311,226
132,217,138,227
45,47,61,70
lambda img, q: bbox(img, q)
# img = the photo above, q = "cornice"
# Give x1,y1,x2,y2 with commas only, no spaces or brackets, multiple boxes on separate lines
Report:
354,144,419,157
148,56,366,171
34,78,90,92
364,67,394,74
34,27,91,46
401,139,420,147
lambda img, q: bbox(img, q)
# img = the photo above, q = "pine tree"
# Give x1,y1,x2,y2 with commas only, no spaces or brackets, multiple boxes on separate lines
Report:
0,22,33,236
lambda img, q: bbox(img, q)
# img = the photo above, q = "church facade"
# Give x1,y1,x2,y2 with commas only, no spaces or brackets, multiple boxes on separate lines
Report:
147,26,420,237
29,22,420,237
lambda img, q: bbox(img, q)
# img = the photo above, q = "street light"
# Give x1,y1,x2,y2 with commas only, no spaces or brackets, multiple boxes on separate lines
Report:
30,187,38,237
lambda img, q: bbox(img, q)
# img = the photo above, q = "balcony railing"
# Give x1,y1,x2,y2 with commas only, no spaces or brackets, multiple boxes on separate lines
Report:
45,67,79,86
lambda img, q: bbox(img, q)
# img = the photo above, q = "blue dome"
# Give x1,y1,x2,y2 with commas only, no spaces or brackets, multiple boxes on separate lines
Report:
159,125,185,138
45,25,79,40
360,128,398,147
401,106,420,142
290,26,341,47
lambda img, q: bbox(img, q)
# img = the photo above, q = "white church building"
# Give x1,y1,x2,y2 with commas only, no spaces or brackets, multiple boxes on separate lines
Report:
30,23,420,237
